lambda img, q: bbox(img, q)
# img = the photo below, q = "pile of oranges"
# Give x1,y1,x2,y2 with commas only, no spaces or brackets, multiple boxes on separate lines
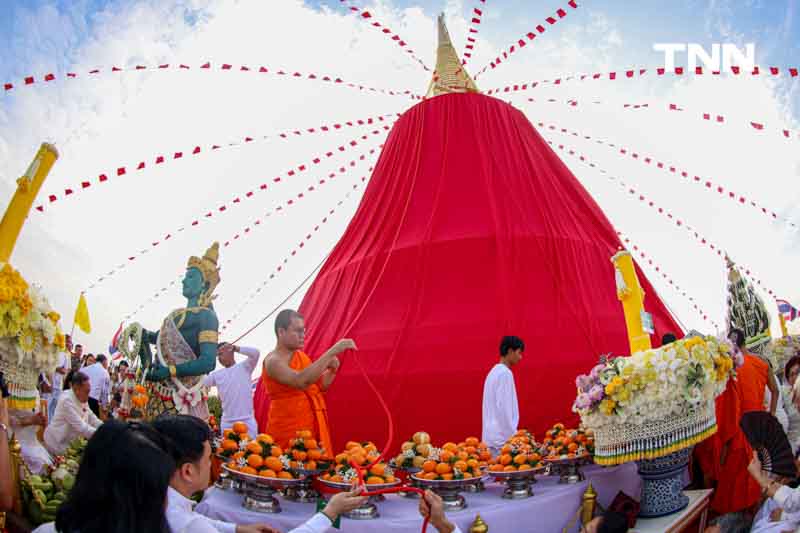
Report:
540,423,595,460
416,437,487,481
393,431,433,470
488,430,544,473
286,429,328,471
221,422,294,479
320,441,396,485
130,385,149,409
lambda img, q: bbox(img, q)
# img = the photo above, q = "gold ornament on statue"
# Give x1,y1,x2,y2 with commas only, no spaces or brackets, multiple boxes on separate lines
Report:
469,513,489,533
581,482,598,526
187,242,221,307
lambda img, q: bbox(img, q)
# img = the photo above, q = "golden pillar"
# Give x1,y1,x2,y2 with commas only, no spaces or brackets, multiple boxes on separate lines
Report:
611,250,652,354
0,143,59,263
581,483,597,526
779,314,789,337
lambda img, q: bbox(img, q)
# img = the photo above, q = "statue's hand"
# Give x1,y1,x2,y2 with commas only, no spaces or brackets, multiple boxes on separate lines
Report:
146,364,170,382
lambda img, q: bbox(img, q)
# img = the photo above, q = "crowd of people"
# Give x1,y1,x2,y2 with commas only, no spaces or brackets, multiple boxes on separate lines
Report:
6,315,800,532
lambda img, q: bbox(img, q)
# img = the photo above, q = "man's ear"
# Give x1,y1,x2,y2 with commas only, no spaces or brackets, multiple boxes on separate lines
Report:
179,462,194,481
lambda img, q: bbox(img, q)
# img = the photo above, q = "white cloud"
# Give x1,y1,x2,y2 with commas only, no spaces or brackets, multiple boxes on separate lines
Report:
1,0,798,367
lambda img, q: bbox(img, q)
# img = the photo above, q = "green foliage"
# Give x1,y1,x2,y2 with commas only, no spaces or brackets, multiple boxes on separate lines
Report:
208,395,222,421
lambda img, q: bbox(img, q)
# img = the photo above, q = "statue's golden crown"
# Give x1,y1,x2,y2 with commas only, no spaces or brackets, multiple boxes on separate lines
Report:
187,242,220,306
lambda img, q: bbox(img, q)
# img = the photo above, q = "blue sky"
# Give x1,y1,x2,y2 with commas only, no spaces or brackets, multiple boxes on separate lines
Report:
1,0,800,350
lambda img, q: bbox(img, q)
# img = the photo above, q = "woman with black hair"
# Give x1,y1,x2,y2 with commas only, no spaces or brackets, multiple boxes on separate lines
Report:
33,420,175,533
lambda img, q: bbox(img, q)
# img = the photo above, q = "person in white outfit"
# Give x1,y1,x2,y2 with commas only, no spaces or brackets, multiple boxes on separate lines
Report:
202,343,260,437
154,414,367,533
482,336,523,457
47,351,70,420
80,355,110,418
783,356,800,454
43,372,102,456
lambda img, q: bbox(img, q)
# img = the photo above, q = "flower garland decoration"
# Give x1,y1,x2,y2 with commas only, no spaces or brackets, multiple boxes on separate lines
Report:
0,263,65,373
573,336,738,465
118,323,143,362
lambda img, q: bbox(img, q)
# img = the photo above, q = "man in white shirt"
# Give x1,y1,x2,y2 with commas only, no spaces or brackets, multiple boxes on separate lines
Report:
203,343,260,436
153,414,367,533
47,351,70,420
81,354,111,418
43,371,102,455
481,335,523,457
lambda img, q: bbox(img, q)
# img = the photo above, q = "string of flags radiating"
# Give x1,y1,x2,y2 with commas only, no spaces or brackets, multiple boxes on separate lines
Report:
473,0,580,79
543,137,780,303
221,169,373,333
90,125,393,292
617,230,720,331
336,0,430,71
484,65,800,95
535,121,798,230
2,62,423,100
123,152,380,322
461,1,486,66
522,96,800,141
38,113,399,212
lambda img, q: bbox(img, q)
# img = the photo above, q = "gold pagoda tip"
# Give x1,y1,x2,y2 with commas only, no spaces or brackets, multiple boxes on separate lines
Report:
425,13,479,98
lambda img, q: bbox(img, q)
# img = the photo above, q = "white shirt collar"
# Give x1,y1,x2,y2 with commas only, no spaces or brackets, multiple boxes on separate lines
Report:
168,486,195,512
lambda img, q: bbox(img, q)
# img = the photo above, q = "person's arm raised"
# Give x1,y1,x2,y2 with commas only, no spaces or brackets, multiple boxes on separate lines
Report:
267,339,356,390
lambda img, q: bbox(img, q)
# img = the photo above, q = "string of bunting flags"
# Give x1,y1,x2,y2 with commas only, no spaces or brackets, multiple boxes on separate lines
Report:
542,136,780,303
37,113,397,212
221,169,373,332
337,0,430,71
461,1,486,66
535,121,798,230
123,156,379,322
88,125,393,293
616,230,721,331
473,0,580,79
522,96,800,141
484,65,800,95
2,61,422,100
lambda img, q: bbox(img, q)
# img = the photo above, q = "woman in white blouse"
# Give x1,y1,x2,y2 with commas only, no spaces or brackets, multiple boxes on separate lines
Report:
43,371,101,456
783,356,800,454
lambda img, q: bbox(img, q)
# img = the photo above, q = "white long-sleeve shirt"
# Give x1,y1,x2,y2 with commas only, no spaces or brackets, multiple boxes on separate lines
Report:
43,389,102,455
166,487,333,533
81,362,111,406
481,363,519,452
203,346,260,436
751,496,800,533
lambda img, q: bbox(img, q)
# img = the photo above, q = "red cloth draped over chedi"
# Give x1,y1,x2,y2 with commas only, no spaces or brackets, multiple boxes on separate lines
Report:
251,91,683,451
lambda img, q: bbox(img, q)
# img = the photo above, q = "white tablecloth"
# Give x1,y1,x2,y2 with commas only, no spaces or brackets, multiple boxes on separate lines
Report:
197,463,641,533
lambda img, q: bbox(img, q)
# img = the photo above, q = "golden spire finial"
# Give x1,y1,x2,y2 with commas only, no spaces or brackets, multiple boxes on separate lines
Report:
425,14,479,98
187,242,221,307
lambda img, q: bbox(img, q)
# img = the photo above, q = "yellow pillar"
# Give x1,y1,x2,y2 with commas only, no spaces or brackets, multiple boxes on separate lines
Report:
0,143,59,263
780,314,789,337
611,250,652,354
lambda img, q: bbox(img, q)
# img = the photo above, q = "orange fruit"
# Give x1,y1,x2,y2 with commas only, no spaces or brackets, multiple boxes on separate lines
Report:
336,453,349,465
370,463,386,476
465,437,479,447
530,453,541,462
384,475,396,483
423,472,437,480
465,446,477,456
241,466,258,475
345,441,360,450
440,451,454,463
453,460,468,472
308,449,322,461
222,439,238,452
257,434,275,445
298,430,313,439
232,451,245,461
479,451,491,461
489,464,504,472
330,474,344,483
278,471,293,479
568,443,578,453
366,476,384,485
265,456,283,472
304,439,318,449
500,454,512,466
422,460,437,473
292,450,308,462
305,460,317,471
518,464,532,471
247,454,264,469
270,446,283,458
223,430,237,440
501,445,512,455
503,465,516,472
435,463,452,475
232,422,249,435
514,454,527,465
467,459,479,469
246,442,263,455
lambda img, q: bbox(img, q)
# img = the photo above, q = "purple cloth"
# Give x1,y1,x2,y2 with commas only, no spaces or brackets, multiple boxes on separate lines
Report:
197,463,641,532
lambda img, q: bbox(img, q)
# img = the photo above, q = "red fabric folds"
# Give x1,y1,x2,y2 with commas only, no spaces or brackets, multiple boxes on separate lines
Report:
255,93,681,449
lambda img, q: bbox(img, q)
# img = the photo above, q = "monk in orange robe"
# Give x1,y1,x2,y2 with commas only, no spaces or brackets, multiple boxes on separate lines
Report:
261,309,357,457
730,328,778,415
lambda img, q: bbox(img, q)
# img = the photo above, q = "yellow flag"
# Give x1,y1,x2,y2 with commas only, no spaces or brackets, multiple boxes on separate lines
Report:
73,293,91,334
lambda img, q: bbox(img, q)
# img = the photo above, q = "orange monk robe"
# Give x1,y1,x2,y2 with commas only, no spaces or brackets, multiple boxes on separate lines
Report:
695,377,761,514
263,351,333,457
738,353,769,413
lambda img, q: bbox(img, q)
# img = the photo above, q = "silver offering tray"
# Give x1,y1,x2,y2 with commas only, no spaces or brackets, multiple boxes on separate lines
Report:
410,474,485,511
317,478,402,520
394,467,423,498
215,455,243,493
489,467,545,499
544,455,592,484
283,468,323,503
222,465,306,514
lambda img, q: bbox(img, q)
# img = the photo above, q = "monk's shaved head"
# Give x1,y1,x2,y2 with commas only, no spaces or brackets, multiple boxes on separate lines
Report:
275,309,303,336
